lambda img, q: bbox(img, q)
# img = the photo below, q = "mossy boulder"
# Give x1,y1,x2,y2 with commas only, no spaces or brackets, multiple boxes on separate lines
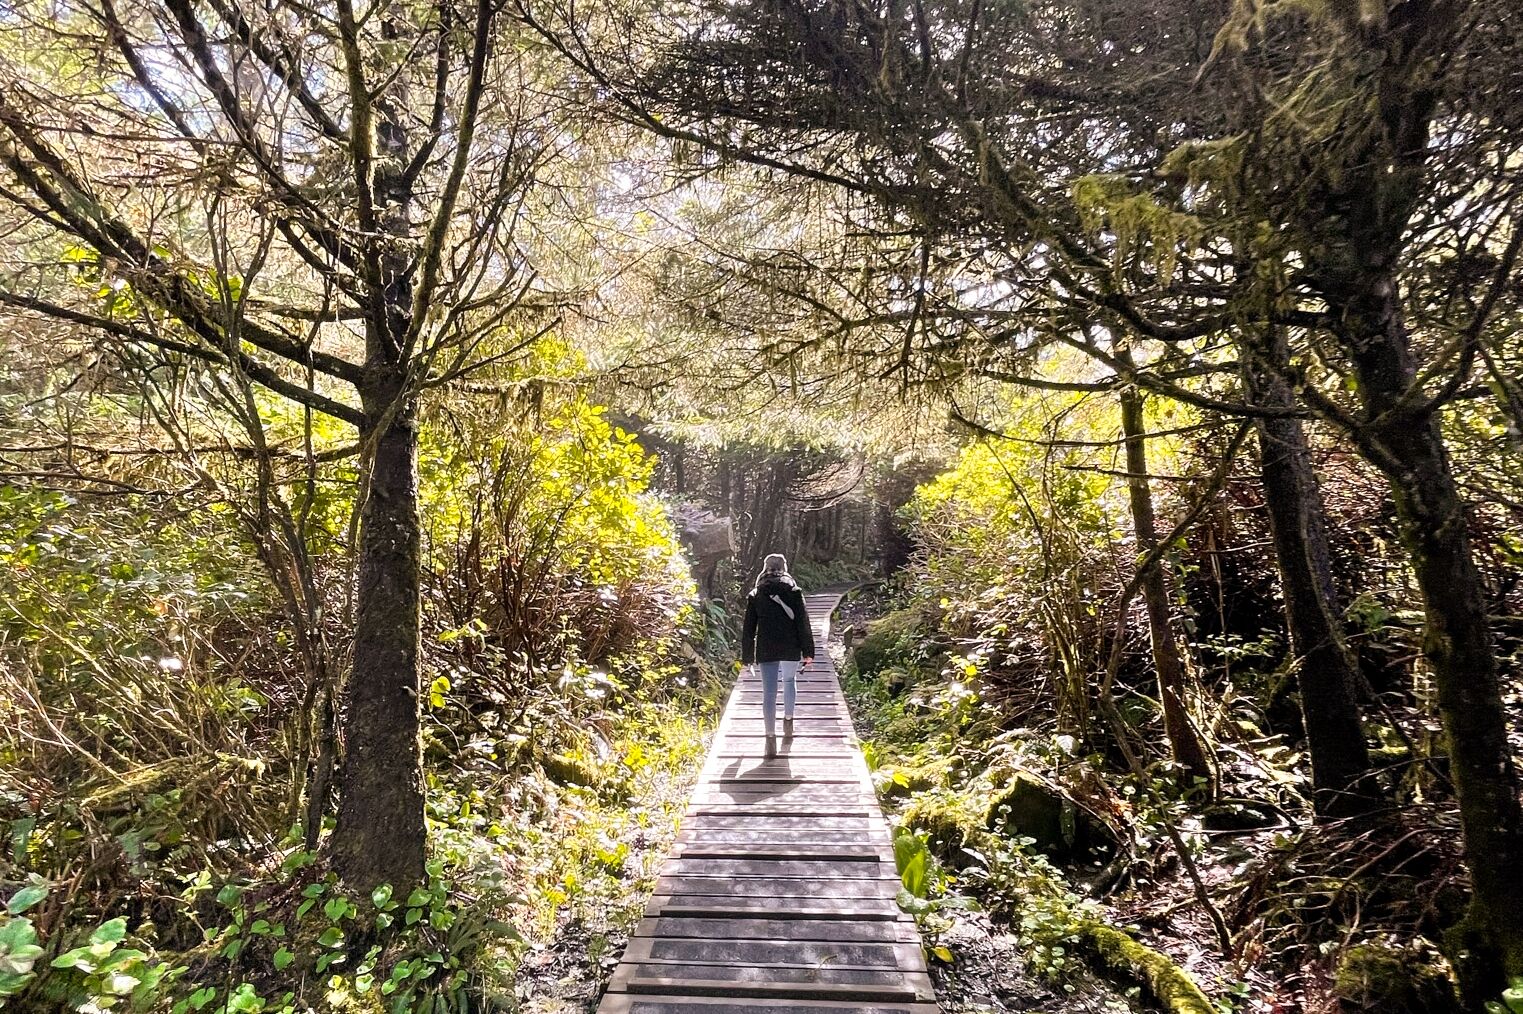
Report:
1332,939,1459,1014
875,757,955,799
541,752,600,788
853,608,924,680
902,795,983,867
985,769,1118,865
878,665,912,696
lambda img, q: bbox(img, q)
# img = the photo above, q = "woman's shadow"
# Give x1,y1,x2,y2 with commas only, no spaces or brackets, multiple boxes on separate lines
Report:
717,739,797,801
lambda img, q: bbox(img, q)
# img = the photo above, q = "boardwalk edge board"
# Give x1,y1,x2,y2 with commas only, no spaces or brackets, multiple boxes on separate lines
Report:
596,592,940,1013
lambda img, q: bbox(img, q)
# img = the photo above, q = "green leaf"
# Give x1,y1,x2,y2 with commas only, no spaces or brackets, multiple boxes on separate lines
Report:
225,982,264,1012
0,917,39,952
0,943,44,976
930,945,954,963
371,885,394,909
0,971,36,997
317,927,344,948
894,888,934,916
6,883,47,915
52,946,97,971
273,947,295,971
900,848,928,899
102,968,141,995
90,917,128,944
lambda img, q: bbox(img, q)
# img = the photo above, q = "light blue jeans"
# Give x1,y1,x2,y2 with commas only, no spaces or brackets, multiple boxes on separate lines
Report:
756,660,798,737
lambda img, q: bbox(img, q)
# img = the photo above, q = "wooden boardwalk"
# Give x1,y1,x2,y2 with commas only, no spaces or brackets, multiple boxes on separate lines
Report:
597,591,938,1014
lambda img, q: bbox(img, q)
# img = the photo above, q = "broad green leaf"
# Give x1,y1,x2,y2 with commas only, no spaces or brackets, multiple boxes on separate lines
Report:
6,884,47,915
90,917,128,944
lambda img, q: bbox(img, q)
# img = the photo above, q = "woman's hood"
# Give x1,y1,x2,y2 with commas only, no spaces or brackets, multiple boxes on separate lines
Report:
755,573,797,593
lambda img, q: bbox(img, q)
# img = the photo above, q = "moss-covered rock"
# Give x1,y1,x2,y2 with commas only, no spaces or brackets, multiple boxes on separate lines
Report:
874,707,931,744
879,665,912,696
902,795,983,867
876,760,948,799
541,752,600,788
1084,924,1216,1014
985,769,1118,864
1332,939,1459,1014
853,608,924,680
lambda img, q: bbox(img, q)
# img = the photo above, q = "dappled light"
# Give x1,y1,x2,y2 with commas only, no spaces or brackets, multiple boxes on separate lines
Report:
1,0,1522,1012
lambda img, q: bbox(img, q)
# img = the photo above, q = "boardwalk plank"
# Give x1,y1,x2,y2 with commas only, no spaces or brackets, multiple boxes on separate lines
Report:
598,996,939,1014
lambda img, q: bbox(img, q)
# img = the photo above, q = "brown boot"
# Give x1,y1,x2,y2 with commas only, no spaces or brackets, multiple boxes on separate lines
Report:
764,735,778,759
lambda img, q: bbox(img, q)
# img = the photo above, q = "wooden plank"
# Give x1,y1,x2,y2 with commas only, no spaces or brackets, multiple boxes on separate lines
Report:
653,876,900,900
683,805,880,820
670,843,895,862
677,830,887,843
610,963,935,1001
620,936,924,970
634,916,922,944
644,894,906,919
663,858,900,880
678,815,886,830
598,995,939,1014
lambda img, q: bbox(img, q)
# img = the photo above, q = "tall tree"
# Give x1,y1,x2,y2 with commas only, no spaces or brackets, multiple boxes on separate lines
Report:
1117,362,1215,786
1240,326,1376,816
1228,1,1523,987
0,0,551,891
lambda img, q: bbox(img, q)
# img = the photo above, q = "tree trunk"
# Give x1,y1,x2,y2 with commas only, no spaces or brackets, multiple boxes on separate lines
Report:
718,452,731,514
1337,281,1523,995
1118,380,1214,785
1241,333,1377,817
332,397,427,893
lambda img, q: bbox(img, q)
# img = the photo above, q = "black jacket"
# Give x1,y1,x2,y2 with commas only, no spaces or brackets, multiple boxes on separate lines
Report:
740,576,815,664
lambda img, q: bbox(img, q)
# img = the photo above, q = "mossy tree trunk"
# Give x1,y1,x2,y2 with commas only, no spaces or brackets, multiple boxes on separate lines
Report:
1240,330,1377,817
1118,376,1214,786
330,29,429,892
333,391,426,892
1285,4,1523,992
1333,277,1523,995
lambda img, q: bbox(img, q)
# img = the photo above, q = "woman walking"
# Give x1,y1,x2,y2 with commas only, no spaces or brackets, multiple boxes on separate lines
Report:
740,553,815,759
